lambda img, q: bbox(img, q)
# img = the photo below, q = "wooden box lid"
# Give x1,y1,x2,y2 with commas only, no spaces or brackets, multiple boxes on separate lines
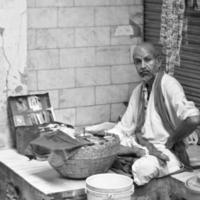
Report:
8,93,55,129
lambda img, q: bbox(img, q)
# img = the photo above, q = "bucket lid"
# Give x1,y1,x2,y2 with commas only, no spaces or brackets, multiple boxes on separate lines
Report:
86,173,133,193
185,174,200,194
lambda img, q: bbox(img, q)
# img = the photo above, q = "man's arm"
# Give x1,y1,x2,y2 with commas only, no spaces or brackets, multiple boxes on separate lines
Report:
162,75,200,149
166,115,200,149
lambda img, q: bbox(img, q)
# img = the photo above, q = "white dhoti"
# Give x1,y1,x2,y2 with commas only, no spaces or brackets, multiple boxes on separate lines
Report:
132,148,181,185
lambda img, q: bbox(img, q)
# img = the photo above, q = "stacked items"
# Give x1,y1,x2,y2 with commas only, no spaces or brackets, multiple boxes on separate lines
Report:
9,94,55,126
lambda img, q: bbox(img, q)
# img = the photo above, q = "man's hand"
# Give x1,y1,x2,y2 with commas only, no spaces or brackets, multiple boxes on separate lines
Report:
149,149,170,166
166,116,200,149
165,137,174,149
136,132,169,166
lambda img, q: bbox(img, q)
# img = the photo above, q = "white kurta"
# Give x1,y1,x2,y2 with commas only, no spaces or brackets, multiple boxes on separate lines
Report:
108,73,200,185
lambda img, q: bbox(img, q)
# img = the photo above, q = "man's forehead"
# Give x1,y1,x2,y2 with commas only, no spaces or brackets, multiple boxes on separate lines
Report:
133,43,155,58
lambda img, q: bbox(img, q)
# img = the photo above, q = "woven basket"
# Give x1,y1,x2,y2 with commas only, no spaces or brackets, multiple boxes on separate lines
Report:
48,134,120,179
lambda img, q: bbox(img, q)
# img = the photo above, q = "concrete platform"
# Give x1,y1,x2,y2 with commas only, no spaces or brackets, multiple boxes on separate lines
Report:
0,148,200,200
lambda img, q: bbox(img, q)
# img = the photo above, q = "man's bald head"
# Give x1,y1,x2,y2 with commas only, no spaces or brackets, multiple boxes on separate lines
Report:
133,42,161,59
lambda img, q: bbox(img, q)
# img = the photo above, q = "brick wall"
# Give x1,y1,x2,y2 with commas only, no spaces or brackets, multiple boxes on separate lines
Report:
27,0,143,126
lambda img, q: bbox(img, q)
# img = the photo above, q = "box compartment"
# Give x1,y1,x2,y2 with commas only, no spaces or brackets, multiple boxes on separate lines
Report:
7,93,55,154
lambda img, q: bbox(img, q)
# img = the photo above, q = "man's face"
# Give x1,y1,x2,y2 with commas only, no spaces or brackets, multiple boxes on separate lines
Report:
133,46,160,83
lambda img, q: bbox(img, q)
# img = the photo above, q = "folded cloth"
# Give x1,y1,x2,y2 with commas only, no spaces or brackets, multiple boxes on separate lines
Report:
25,130,93,160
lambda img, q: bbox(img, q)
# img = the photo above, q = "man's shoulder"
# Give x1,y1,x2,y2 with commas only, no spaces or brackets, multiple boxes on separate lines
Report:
162,73,181,87
161,73,184,95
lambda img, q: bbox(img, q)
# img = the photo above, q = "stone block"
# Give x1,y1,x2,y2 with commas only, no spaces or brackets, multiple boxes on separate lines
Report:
111,103,127,122
110,0,136,5
28,49,59,69
60,48,95,68
26,71,37,91
95,6,129,26
38,69,75,90
96,84,129,104
54,108,75,126
76,67,110,87
36,28,74,49
130,12,144,25
96,46,130,65
27,0,35,8
110,26,142,45
48,90,59,109
75,0,110,6
58,7,94,27
76,105,110,126
111,64,140,84
28,8,57,28
59,87,95,107
129,5,143,16
111,36,141,46
27,29,36,50
35,0,73,7
134,0,142,5
75,27,110,47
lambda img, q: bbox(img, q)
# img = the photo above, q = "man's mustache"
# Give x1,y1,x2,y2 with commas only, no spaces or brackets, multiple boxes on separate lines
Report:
139,70,150,77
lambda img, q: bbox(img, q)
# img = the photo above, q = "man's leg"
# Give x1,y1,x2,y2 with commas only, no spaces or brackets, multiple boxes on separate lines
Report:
132,149,181,185
132,155,160,185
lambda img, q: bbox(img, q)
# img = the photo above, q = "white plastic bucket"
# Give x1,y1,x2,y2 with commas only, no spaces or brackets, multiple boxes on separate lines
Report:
85,173,134,200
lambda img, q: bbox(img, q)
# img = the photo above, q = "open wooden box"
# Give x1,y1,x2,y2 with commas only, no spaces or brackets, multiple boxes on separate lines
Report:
7,93,55,155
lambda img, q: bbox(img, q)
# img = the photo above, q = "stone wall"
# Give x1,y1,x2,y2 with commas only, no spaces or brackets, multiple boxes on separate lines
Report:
27,0,143,126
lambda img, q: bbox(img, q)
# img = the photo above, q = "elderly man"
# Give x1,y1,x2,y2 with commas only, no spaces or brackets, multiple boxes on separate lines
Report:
108,42,200,185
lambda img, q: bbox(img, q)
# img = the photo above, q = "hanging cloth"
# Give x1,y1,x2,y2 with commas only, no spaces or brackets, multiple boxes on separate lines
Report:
135,83,146,133
160,0,185,75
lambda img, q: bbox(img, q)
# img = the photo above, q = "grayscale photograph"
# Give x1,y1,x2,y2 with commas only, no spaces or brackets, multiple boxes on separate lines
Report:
0,0,200,199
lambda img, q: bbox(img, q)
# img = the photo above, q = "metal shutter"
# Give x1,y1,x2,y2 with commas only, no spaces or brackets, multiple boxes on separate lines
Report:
174,10,200,108
144,0,200,109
